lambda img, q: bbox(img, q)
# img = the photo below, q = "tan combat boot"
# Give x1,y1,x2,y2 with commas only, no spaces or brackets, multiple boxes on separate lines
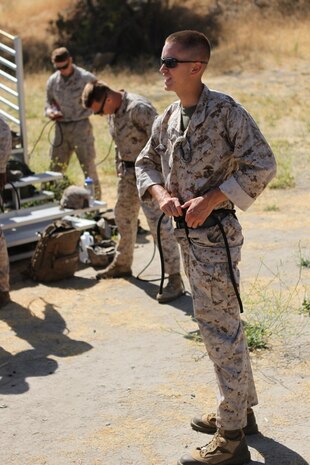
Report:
96,261,132,280
191,408,258,435
177,429,251,465
156,273,185,303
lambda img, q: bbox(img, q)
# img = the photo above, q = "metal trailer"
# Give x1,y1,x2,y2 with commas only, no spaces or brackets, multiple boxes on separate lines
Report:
0,29,27,163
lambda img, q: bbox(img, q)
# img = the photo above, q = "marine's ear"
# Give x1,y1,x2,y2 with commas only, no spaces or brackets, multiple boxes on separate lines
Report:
190,62,203,74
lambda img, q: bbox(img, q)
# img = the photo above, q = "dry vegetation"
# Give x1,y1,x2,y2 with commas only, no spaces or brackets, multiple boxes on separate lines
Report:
212,18,310,72
1,0,309,70
0,0,72,42
25,37,310,197
1,6,309,461
1,1,310,199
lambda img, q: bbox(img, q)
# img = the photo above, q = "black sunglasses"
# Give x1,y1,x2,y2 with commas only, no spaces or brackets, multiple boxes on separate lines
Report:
94,94,108,115
54,62,70,71
160,57,208,69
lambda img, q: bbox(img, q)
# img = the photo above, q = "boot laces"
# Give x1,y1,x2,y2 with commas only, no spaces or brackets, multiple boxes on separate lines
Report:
198,431,226,457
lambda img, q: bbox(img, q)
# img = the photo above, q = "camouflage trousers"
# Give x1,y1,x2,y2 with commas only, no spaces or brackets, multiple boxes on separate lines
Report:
113,169,180,275
50,118,102,199
174,214,258,431
0,228,10,292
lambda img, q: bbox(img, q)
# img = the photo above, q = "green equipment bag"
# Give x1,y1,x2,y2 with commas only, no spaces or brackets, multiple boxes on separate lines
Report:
30,220,81,282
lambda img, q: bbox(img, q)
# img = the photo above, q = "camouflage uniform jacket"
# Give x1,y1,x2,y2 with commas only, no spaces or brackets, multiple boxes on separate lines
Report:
0,118,11,173
136,85,276,211
108,91,157,165
45,65,95,122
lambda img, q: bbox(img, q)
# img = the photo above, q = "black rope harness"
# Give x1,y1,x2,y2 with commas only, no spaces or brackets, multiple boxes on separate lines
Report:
157,212,166,294
26,119,63,162
157,209,243,313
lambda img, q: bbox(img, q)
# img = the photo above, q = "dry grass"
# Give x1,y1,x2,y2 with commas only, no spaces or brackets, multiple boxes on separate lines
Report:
212,16,310,73
1,0,310,72
0,0,72,42
2,1,310,195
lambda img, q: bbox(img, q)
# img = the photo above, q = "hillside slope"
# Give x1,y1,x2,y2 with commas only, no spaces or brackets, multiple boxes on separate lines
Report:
0,0,309,72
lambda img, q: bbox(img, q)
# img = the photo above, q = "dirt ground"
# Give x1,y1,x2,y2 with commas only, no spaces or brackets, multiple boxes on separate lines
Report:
1,67,310,465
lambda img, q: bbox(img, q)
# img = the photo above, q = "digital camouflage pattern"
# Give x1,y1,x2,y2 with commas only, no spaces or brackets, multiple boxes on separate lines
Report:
0,118,11,173
50,119,101,199
136,85,276,430
45,65,101,199
45,65,95,122
0,118,11,293
175,226,258,430
136,85,276,209
108,91,180,273
108,91,158,165
0,228,9,293
142,199,180,276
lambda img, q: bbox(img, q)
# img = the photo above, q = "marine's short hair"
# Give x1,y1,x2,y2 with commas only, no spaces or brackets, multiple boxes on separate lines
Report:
81,80,110,109
51,47,71,63
165,30,211,63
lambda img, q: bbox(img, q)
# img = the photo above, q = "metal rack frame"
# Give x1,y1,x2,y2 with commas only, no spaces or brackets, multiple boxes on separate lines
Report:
0,29,28,163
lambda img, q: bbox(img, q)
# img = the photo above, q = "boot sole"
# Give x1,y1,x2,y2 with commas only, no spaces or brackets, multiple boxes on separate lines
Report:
156,290,185,303
177,454,251,465
96,272,132,280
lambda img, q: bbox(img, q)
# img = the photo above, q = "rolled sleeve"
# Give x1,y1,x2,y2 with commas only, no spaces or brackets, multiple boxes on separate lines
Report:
135,117,165,200
136,143,164,200
219,177,254,210
222,105,277,210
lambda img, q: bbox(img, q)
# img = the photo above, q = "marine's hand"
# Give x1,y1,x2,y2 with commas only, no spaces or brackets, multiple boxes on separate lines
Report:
182,196,211,228
47,108,63,120
148,185,182,217
182,188,228,228
159,194,183,217
49,110,63,120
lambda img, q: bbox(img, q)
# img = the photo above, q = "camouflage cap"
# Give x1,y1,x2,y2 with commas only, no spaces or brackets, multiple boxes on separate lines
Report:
60,185,90,209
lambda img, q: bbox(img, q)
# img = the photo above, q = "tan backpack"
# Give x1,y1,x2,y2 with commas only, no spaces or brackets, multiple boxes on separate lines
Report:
30,220,81,282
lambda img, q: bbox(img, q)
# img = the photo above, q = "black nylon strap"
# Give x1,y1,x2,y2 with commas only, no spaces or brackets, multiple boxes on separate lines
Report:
212,211,243,313
174,208,236,229
173,208,243,313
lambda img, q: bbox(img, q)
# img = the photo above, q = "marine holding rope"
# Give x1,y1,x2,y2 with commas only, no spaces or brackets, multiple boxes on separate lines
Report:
45,47,102,199
135,30,276,465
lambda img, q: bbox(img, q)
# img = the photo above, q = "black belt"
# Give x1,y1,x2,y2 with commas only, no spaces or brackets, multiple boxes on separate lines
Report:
174,208,236,229
121,160,135,168
58,119,87,124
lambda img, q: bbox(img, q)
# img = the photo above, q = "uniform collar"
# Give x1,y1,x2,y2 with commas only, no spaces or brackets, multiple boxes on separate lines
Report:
187,84,209,129
113,90,126,116
175,85,209,134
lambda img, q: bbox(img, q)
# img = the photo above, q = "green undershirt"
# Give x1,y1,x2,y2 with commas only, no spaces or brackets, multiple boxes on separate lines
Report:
181,105,196,131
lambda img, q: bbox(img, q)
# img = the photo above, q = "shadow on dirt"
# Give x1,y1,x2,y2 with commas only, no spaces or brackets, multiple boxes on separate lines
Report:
130,275,194,317
0,299,92,395
248,434,309,465
10,258,98,291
